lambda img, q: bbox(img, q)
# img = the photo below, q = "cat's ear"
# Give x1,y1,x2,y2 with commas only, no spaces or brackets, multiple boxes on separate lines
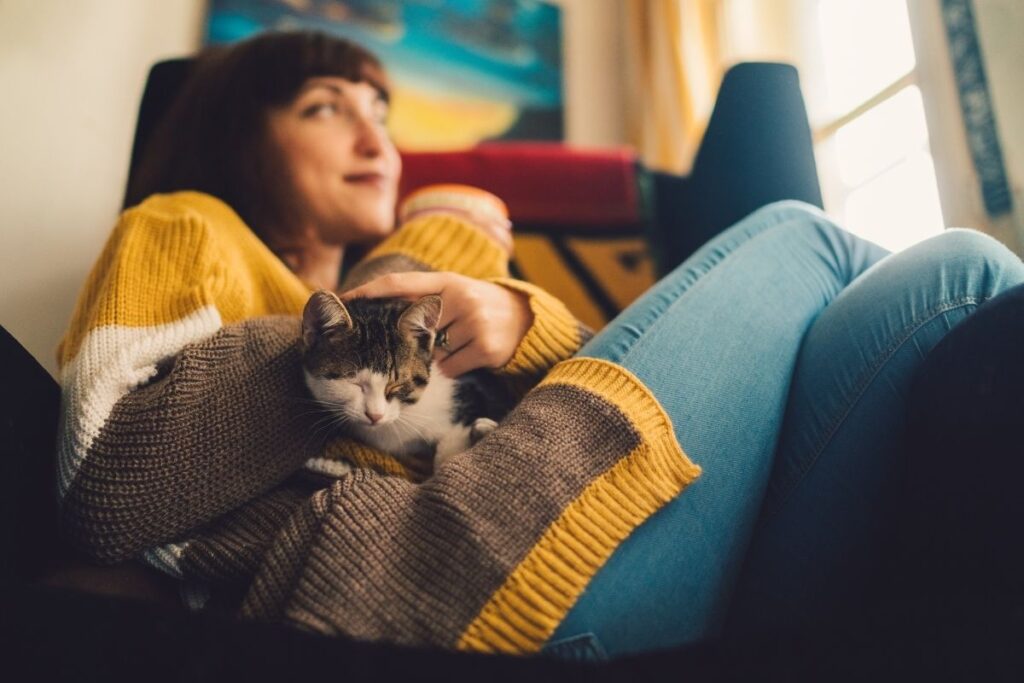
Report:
302,290,352,349
398,294,442,340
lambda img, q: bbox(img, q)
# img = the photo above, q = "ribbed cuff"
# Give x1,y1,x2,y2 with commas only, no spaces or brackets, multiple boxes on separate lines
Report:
487,277,584,382
367,214,509,280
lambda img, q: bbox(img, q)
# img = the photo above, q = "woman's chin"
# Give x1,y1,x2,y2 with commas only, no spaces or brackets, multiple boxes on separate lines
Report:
322,222,393,246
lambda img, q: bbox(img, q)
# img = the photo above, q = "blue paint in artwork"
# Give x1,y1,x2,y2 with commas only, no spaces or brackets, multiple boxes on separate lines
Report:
205,0,562,108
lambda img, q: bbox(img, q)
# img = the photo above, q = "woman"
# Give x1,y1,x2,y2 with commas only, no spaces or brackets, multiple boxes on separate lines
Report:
55,30,1024,661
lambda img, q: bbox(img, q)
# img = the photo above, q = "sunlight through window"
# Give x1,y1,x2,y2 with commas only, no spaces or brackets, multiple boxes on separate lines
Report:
845,151,946,252
836,86,929,187
818,0,916,117
816,0,945,252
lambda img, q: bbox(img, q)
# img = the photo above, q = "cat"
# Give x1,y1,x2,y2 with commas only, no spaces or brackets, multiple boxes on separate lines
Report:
300,289,516,471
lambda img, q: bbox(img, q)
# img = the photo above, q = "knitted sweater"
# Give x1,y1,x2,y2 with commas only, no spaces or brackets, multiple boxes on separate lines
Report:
56,191,701,653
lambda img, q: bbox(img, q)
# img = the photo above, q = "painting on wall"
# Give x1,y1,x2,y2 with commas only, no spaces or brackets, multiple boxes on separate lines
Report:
205,0,564,151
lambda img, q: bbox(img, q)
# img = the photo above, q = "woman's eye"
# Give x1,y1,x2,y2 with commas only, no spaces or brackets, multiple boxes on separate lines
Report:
304,101,355,119
304,102,336,118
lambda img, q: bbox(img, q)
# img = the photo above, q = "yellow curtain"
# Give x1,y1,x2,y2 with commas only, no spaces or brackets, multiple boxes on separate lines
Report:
624,0,722,174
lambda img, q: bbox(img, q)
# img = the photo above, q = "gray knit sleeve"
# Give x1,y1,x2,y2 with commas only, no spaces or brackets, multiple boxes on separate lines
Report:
59,316,318,563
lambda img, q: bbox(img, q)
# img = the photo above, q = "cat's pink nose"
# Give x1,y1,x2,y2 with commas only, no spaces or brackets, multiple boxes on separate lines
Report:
365,411,384,424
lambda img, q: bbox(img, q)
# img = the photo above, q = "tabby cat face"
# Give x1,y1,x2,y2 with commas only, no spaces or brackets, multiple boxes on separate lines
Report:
301,290,440,428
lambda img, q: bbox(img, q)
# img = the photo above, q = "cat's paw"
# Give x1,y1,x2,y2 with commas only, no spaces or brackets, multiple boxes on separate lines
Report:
434,428,471,470
470,417,498,444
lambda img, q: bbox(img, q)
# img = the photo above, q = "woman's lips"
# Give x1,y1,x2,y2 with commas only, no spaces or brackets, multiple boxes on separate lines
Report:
344,173,387,189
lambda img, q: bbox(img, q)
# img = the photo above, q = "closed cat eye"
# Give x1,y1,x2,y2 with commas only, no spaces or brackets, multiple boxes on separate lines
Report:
385,383,413,400
323,371,342,380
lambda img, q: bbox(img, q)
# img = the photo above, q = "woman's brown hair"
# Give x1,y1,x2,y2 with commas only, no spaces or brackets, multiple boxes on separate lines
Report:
124,30,390,239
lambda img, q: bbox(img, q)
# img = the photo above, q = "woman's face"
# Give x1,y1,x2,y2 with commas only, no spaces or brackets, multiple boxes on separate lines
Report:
267,76,401,245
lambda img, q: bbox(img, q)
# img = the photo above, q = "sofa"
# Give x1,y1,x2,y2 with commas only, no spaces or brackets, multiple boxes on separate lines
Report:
3,59,1019,679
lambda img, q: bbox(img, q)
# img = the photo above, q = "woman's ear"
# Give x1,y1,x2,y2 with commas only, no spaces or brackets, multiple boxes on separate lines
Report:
398,294,442,340
302,290,352,350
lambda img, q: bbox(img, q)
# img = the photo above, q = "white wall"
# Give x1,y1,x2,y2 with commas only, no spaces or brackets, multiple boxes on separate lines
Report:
548,0,628,146
0,0,206,376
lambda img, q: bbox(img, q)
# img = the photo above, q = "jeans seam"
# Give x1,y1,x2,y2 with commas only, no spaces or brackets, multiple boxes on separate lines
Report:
542,631,608,662
759,295,986,521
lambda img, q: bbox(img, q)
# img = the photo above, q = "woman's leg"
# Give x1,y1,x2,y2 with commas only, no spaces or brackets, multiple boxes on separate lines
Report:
544,201,889,659
722,229,1024,638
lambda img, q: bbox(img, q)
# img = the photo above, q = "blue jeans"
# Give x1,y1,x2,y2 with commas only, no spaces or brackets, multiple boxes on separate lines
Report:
543,201,1024,661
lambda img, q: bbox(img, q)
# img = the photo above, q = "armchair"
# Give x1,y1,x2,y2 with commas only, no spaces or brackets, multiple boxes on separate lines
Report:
2,57,852,678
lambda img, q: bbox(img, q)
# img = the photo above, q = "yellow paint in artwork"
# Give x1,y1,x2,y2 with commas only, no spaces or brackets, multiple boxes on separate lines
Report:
388,83,519,150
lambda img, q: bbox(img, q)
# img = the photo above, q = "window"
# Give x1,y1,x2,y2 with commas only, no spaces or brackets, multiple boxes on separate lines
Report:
717,0,948,252
811,0,945,252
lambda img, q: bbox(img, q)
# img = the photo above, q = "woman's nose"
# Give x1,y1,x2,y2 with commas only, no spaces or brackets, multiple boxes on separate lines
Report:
354,118,385,157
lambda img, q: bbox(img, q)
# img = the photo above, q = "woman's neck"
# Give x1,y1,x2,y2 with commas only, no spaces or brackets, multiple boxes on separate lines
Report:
275,241,344,291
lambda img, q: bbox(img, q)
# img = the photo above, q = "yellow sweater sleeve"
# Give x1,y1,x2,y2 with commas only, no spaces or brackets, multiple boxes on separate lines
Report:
59,191,310,368
363,213,510,280
486,277,591,392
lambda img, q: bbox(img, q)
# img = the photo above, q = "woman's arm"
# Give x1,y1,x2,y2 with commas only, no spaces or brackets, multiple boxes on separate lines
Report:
57,194,317,563
60,317,319,563
340,271,592,394
340,185,514,290
339,185,592,391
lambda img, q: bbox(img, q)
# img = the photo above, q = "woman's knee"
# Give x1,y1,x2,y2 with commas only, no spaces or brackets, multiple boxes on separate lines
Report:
731,200,834,238
921,228,1024,297
733,201,888,282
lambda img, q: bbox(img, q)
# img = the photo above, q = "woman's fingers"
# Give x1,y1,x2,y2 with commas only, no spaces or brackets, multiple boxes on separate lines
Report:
436,329,507,379
338,272,533,378
340,271,469,332
339,271,452,304
435,344,477,379
432,319,471,372
434,304,522,378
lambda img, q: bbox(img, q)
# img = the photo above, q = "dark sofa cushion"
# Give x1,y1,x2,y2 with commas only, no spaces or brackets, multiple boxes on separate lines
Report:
896,282,1024,600
0,325,63,584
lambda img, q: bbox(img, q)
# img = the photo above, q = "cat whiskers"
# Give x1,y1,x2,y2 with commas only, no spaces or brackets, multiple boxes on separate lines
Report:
400,420,431,445
284,396,336,454
392,412,435,445
290,396,352,424
291,395,356,455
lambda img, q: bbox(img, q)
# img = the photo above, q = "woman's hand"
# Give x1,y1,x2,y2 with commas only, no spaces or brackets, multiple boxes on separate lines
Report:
339,271,533,378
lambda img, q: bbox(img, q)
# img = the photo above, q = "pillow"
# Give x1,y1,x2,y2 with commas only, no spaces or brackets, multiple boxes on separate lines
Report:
399,144,655,331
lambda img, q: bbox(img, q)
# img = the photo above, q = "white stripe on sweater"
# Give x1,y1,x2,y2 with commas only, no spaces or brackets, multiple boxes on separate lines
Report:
56,305,223,497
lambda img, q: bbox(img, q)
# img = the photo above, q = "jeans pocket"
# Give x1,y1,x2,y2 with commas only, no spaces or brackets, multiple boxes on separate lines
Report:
541,632,609,663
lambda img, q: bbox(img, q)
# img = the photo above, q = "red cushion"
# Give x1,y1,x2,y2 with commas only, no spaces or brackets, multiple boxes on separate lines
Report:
398,143,642,229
